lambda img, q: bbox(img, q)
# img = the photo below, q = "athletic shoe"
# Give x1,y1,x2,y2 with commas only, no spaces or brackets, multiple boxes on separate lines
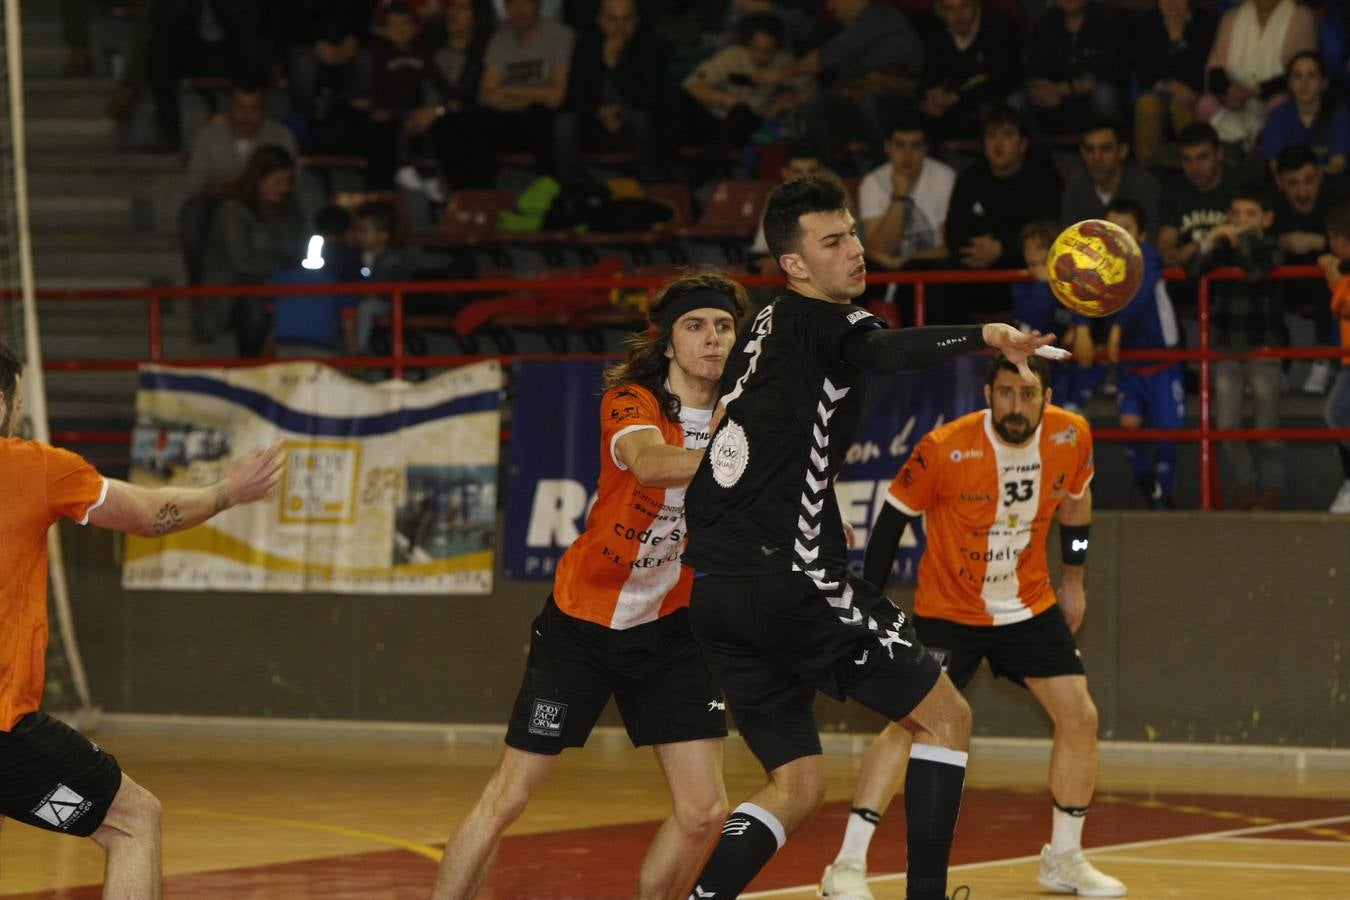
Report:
1037,845,1126,896
1330,480,1350,514
1303,359,1333,395
818,858,874,899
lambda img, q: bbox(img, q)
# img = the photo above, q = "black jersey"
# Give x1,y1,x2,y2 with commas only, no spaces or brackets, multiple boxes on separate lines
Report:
684,291,884,583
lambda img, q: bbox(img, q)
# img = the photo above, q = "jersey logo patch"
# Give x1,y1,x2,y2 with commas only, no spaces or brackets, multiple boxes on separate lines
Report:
31,784,93,830
710,420,749,488
1050,426,1078,446
846,309,872,325
528,699,568,737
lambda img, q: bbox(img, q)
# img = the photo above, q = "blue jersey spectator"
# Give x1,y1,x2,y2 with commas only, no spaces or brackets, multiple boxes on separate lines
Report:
269,262,359,357
1256,51,1350,175
1106,199,1185,508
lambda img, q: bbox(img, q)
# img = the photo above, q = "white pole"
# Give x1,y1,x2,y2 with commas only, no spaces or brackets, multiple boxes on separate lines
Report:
5,0,93,717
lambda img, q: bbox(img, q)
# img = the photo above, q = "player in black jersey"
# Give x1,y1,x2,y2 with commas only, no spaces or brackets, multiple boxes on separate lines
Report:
682,173,1062,900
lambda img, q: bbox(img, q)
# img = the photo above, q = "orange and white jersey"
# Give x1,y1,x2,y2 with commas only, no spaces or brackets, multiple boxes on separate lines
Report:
884,406,1094,626
553,384,712,630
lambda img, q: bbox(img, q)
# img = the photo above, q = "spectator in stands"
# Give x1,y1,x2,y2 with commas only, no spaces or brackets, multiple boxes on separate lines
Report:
678,14,810,184
555,0,667,187
1317,202,1350,513
1012,219,1089,409
1189,185,1286,510
747,140,828,276
267,207,361,359
1021,0,1130,136
1198,0,1315,150
285,1,372,156
1257,52,1350,176
917,0,1022,141
479,0,575,175
1060,119,1161,231
1104,197,1186,509
354,200,414,354
1319,1,1350,107
1158,122,1236,268
1271,143,1348,395
760,0,924,172
1132,0,1216,166
180,81,299,288
202,145,305,358
859,113,956,272
422,0,495,190
367,3,458,197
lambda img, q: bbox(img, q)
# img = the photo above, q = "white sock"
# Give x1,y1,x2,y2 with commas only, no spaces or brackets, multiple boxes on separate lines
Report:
1050,804,1087,855
835,808,880,863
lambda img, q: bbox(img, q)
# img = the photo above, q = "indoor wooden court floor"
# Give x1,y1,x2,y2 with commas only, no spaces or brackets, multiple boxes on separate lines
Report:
2,722,1347,898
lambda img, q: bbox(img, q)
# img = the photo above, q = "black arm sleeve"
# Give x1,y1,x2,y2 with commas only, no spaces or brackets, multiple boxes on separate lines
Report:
863,503,919,589
840,324,985,374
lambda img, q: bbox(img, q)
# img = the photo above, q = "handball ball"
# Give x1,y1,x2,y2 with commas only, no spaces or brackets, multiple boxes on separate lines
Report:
1047,219,1144,318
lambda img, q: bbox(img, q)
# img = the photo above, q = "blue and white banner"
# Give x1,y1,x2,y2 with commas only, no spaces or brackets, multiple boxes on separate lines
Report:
123,361,502,594
502,356,987,582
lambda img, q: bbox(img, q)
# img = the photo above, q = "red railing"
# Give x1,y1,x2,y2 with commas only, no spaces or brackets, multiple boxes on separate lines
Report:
9,266,1349,510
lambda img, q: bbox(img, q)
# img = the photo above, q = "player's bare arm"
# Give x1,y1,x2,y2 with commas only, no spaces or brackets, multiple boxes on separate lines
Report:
1057,485,1092,633
615,427,704,488
88,440,286,537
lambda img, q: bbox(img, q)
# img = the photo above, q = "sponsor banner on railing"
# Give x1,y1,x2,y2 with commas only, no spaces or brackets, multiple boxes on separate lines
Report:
503,357,986,582
122,361,502,594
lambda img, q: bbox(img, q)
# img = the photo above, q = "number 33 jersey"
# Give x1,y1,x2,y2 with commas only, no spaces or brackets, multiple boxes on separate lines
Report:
885,406,1094,626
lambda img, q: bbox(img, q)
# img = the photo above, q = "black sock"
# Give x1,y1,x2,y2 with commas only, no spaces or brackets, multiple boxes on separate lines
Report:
904,744,968,900
851,806,882,826
688,802,785,898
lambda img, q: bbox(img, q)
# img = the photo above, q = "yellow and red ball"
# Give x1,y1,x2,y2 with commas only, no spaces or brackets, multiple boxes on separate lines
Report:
1046,218,1144,318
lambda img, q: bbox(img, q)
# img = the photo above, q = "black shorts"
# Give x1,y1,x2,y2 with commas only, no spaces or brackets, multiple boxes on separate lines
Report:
914,604,1086,690
504,596,728,755
0,712,122,837
688,571,941,772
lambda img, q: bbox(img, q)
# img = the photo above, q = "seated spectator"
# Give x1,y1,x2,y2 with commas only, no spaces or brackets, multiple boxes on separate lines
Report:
1021,0,1130,136
1188,185,1286,510
917,0,1022,141
748,140,830,276
1158,122,1237,268
1011,219,1091,409
180,81,299,287
202,146,306,358
678,14,809,184
1257,52,1350,176
1132,0,1216,166
1271,143,1349,395
1198,0,1315,150
1060,119,1162,230
368,3,458,196
555,0,667,186
268,210,361,359
1104,197,1185,509
479,0,575,175
1320,0,1350,107
1316,202,1350,513
285,1,372,155
760,0,924,171
418,0,495,191
354,200,414,354
859,113,955,271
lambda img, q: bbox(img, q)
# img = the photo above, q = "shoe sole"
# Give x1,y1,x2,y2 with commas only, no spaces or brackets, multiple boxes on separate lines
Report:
1037,874,1127,897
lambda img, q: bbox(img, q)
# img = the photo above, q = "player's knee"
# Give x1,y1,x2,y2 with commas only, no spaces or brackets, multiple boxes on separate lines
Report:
482,771,536,825
945,691,973,742
93,778,161,849
673,793,728,839
774,763,826,817
1058,695,1099,741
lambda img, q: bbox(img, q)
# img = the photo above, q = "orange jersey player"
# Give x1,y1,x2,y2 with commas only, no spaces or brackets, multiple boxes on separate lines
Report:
432,273,746,900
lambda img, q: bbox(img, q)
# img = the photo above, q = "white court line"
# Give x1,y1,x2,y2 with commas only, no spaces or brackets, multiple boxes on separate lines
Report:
1090,855,1350,874
739,813,1350,897
1218,836,1350,847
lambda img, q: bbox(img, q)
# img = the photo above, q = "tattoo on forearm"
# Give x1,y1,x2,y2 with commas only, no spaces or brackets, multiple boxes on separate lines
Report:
152,503,185,536
213,487,230,514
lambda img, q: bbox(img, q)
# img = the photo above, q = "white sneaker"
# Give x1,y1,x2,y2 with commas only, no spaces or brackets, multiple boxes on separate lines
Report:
818,858,874,899
394,165,424,192
1304,359,1333,394
1037,845,1126,896
1330,480,1350,514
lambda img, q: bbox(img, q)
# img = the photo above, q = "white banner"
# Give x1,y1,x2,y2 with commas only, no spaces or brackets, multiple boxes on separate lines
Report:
121,361,501,594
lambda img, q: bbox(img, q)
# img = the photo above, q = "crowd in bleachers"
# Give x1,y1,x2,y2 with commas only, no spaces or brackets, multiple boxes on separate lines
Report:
60,0,1350,512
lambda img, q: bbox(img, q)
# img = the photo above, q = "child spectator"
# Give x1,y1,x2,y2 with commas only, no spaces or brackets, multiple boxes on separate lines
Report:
1257,51,1350,176
354,200,414,354
1104,198,1186,509
266,205,364,359
1316,202,1350,513
1011,219,1091,411
1188,185,1286,510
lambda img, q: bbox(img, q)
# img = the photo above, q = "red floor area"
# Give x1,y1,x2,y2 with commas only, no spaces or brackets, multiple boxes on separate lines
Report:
13,790,1350,898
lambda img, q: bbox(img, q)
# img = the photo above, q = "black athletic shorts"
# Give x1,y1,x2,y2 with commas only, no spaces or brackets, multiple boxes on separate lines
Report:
504,596,728,755
0,712,122,837
688,571,941,772
913,603,1086,690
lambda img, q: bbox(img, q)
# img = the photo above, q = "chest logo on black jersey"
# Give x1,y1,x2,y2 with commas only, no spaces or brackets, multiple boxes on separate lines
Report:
710,419,749,488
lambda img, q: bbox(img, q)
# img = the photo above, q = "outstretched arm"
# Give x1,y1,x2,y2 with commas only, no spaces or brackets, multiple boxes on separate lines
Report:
841,322,1062,380
615,428,704,488
88,441,287,537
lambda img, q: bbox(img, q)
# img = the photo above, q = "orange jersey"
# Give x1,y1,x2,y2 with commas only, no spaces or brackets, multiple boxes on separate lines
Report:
553,385,711,629
0,439,107,730
885,406,1094,626
1333,274,1350,365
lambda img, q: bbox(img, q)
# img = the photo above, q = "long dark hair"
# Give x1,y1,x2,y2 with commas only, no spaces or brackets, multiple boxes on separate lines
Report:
234,144,296,214
604,272,747,422
1287,50,1336,144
